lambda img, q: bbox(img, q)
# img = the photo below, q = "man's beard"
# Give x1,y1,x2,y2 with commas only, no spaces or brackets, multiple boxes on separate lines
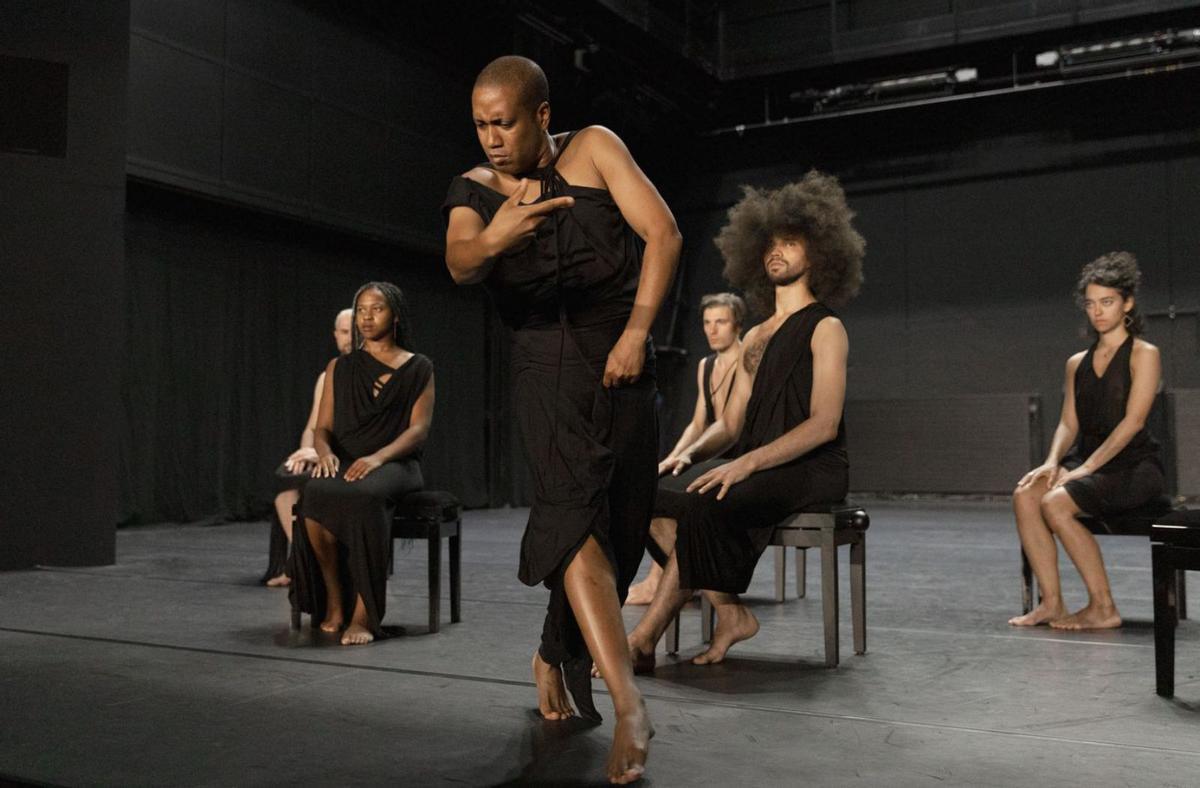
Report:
769,267,807,287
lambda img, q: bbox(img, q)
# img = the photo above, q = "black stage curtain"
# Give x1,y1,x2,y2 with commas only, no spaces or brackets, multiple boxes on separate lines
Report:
121,183,490,524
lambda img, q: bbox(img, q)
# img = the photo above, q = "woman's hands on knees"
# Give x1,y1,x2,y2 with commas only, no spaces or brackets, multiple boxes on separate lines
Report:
344,454,383,482
312,454,340,478
1018,463,1064,490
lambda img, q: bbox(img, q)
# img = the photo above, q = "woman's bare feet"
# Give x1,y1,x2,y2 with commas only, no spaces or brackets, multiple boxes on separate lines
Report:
265,573,290,587
625,564,663,605
1008,601,1065,627
1050,602,1122,630
340,622,375,645
607,698,653,785
319,610,343,634
338,595,374,645
692,605,759,665
532,652,575,720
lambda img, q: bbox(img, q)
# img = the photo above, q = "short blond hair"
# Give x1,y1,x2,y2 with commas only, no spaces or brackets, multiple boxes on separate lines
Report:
699,292,747,329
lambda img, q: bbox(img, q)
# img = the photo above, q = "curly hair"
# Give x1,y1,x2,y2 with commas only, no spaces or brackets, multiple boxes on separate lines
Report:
714,170,865,317
1075,251,1144,335
351,281,414,350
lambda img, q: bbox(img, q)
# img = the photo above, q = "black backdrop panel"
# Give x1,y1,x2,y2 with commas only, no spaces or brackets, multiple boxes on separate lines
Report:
122,184,489,525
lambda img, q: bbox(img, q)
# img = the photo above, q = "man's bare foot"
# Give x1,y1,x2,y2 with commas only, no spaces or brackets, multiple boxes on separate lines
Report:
607,699,653,784
692,605,759,665
593,638,656,678
340,622,375,645
1008,602,1065,627
532,652,575,720
625,576,659,606
1050,603,1122,631
265,573,290,587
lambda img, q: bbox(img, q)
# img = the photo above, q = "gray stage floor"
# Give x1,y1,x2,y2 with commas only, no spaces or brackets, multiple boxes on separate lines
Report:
1,501,1197,787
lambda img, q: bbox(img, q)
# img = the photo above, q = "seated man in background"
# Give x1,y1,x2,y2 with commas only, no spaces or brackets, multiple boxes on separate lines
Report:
626,292,746,604
622,172,864,668
261,308,353,586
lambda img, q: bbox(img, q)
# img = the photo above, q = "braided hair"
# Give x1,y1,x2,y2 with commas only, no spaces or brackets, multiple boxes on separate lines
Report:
350,281,414,350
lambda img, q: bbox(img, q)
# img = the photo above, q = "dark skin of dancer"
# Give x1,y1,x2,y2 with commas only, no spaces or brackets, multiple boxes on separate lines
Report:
306,287,435,645
445,80,680,784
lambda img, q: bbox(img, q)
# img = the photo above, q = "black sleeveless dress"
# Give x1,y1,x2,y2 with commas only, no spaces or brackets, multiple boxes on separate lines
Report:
442,131,658,675
657,304,849,594
1061,335,1164,515
289,350,433,636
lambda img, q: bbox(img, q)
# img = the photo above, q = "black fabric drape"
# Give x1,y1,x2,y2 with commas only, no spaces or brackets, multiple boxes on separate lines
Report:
120,184,489,524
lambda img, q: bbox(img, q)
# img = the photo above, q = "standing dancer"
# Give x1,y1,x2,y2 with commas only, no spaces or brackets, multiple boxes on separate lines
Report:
443,56,680,784
1010,252,1163,630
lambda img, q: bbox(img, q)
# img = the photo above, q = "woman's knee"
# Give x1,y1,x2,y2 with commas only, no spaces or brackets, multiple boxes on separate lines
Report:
1039,488,1076,524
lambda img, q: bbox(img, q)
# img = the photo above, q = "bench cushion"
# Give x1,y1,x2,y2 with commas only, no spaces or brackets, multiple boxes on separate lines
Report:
1152,508,1200,547
396,490,461,522
1077,495,1175,536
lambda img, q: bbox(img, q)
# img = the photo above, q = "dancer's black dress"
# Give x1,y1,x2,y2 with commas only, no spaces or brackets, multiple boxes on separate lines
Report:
1061,334,1164,515
289,350,432,636
657,304,849,594
443,131,658,697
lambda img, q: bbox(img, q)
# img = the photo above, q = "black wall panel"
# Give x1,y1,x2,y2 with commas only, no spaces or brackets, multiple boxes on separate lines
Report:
0,0,129,569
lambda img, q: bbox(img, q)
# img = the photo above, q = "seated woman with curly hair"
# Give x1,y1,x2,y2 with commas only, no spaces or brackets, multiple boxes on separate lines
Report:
290,281,435,645
1009,252,1164,631
617,170,865,670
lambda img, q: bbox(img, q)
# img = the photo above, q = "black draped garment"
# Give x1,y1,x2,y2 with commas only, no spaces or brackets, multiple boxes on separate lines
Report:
442,131,658,679
289,350,432,636
657,303,849,594
1061,334,1164,515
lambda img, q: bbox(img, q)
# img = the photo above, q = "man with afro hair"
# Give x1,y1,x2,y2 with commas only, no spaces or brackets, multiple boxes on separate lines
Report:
623,171,865,668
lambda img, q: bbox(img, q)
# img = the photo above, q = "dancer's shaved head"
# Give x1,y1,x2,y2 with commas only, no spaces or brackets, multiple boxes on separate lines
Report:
474,55,549,113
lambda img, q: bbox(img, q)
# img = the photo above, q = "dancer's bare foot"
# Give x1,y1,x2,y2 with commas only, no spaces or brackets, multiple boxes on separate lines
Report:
265,573,290,587
692,605,759,665
1050,603,1122,631
1008,601,1065,627
319,611,343,634
607,699,653,785
625,563,663,606
532,652,575,720
340,622,374,645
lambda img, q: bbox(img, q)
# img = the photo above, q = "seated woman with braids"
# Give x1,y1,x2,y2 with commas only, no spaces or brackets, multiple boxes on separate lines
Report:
290,281,435,645
1010,252,1164,631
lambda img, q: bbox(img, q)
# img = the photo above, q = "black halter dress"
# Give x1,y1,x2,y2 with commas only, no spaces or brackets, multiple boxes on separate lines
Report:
442,131,658,710
1061,335,1164,515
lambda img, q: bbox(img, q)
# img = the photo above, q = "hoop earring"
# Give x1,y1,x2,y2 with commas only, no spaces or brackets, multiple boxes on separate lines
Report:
1124,314,1133,328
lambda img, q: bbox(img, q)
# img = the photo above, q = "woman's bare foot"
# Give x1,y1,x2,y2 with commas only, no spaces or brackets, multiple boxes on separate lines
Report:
692,605,759,665
1050,603,1122,631
1008,601,1065,627
532,652,575,720
265,574,290,587
319,611,344,634
340,622,375,645
607,699,653,784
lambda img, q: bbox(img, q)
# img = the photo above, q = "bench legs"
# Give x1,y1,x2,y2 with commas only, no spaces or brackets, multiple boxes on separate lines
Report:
1021,549,1035,615
450,527,462,624
428,532,442,633
821,529,839,668
851,536,866,656
1152,544,1176,697
774,546,810,601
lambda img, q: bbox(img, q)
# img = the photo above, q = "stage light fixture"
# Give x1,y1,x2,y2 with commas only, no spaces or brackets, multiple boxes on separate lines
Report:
1035,28,1200,75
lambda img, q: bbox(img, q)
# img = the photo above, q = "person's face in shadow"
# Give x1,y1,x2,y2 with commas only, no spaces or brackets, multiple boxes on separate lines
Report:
333,310,353,355
355,289,395,345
